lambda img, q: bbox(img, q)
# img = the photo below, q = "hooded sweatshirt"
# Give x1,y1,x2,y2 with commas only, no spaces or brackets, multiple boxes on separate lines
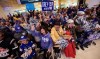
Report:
31,30,53,49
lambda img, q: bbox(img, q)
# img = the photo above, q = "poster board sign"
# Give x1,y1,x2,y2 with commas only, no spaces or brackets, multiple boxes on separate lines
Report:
42,1,54,11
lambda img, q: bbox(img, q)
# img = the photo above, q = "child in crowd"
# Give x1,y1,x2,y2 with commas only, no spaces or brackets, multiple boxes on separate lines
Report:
19,35,36,59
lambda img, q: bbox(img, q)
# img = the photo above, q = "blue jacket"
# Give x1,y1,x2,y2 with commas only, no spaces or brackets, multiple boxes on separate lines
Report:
20,41,36,59
31,30,53,49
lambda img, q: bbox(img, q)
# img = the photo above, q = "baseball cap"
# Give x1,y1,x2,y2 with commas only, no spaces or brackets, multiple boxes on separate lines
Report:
20,35,27,40
15,25,22,32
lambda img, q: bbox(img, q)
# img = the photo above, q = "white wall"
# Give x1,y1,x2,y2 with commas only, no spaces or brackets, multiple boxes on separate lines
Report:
86,0,100,8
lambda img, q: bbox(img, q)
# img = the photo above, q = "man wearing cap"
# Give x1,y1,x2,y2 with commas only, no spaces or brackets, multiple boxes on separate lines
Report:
14,24,28,41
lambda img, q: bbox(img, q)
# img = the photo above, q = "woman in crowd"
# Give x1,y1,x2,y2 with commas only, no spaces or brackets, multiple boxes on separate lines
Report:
31,24,53,59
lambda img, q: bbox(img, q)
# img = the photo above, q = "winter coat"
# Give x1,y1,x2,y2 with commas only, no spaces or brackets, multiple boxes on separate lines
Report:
0,38,17,58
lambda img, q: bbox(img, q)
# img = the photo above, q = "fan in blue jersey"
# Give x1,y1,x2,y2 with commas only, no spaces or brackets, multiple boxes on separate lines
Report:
19,35,36,59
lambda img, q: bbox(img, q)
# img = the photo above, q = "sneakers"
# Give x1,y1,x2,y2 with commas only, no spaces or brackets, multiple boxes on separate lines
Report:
55,53,61,58
80,46,85,50
76,46,79,50
92,41,96,45
58,53,61,58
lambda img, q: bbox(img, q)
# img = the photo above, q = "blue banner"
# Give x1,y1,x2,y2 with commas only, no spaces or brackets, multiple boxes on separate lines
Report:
42,1,54,11
26,3,35,11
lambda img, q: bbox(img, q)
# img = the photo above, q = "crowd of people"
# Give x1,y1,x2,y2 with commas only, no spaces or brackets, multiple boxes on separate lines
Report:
0,4,100,59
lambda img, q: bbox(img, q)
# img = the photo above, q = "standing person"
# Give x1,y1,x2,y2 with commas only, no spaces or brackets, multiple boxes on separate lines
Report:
74,11,87,50
64,29,76,59
13,24,29,56
41,17,51,32
14,24,28,40
1,26,14,41
0,30,18,59
49,15,56,27
51,22,64,58
19,35,36,59
61,13,69,26
31,25,53,59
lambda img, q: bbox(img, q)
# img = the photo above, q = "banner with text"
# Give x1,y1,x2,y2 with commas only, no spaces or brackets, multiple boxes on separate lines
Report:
42,1,54,11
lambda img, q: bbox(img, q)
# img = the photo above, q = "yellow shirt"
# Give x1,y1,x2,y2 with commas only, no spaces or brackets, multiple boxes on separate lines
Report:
13,17,20,21
51,26,64,43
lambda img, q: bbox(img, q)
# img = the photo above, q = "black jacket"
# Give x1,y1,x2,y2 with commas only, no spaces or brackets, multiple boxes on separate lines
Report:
0,38,17,58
